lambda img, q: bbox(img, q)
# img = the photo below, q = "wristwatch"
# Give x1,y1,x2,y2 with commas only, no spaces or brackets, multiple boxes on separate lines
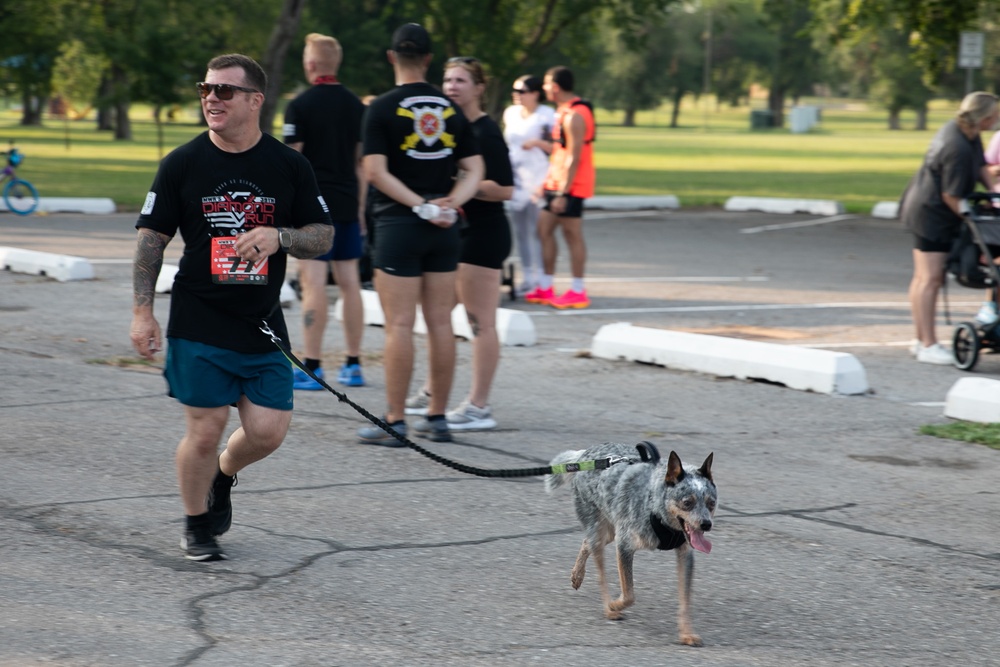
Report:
278,228,292,252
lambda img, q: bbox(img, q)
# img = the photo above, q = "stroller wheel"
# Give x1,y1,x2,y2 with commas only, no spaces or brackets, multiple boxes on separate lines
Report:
953,322,981,371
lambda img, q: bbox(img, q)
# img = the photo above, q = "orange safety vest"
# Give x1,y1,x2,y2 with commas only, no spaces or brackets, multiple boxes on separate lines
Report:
544,98,596,199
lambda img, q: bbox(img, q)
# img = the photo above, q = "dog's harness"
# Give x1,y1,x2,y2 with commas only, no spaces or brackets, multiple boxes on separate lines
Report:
650,514,686,551
630,443,687,550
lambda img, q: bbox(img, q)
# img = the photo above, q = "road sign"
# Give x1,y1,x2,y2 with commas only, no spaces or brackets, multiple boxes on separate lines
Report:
959,31,984,69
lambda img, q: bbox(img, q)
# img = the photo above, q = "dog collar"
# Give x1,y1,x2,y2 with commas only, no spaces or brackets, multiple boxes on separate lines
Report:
650,514,686,551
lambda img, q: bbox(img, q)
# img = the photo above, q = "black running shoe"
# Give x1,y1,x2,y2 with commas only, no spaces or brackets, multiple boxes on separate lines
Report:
180,527,227,562
207,471,237,537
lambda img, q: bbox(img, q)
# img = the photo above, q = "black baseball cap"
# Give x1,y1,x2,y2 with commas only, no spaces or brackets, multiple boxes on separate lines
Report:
391,23,431,55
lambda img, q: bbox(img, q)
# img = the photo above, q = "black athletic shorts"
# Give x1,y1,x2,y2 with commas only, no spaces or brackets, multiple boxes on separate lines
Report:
372,215,460,277
913,234,952,253
460,216,512,269
542,190,585,218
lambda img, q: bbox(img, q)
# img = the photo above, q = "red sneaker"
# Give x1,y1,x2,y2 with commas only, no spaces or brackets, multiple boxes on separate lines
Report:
550,289,590,309
524,286,555,305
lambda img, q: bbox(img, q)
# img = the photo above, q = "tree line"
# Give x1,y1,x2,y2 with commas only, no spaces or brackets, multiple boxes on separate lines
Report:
1,0,998,140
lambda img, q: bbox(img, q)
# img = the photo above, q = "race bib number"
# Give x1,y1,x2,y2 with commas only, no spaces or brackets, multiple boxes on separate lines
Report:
210,237,268,285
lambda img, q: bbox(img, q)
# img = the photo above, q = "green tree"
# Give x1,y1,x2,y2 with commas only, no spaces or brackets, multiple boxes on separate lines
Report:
0,0,73,125
832,0,983,88
51,40,107,120
387,0,678,115
710,0,774,107
760,0,823,127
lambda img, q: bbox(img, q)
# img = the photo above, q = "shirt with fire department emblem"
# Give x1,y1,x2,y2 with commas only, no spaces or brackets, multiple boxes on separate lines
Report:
136,132,333,353
362,81,479,217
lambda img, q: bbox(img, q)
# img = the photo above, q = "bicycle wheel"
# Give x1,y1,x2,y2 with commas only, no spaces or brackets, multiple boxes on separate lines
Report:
4,178,39,215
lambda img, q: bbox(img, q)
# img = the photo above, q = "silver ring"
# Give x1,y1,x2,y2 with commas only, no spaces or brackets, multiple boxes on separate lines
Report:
253,245,261,253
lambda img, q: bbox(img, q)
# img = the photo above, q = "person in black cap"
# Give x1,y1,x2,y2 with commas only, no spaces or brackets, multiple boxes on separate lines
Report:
357,23,484,445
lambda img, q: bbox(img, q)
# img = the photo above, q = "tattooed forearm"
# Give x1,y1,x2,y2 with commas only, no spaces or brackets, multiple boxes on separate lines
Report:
133,229,168,309
289,223,335,259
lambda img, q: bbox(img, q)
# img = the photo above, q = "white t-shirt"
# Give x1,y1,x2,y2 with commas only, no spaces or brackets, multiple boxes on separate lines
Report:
502,103,556,210
984,131,1000,193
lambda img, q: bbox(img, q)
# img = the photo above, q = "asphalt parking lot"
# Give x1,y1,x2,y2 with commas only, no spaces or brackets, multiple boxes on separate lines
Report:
1,210,998,666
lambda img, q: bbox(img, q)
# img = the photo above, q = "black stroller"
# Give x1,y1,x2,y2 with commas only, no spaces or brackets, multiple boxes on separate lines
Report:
949,192,1000,370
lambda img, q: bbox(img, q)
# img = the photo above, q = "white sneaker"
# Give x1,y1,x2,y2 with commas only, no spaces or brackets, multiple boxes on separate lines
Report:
916,343,954,366
975,302,999,325
404,389,430,416
910,339,920,356
445,400,497,430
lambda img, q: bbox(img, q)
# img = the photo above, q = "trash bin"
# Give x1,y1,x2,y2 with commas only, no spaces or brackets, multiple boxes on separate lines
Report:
750,109,774,129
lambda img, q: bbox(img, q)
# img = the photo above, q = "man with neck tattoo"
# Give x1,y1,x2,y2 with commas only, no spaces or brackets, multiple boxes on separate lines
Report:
130,53,333,562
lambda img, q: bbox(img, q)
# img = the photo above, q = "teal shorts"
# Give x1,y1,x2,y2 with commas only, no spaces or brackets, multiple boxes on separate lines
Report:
164,337,293,410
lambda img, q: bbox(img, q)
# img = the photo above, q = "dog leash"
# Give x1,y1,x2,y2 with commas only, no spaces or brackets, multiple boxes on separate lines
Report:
259,319,644,478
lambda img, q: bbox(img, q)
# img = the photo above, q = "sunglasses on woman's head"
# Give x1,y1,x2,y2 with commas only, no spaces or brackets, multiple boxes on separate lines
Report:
512,87,534,94
196,82,259,100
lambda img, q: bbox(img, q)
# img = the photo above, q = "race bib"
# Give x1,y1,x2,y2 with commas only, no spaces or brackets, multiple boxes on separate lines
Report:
210,236,268,285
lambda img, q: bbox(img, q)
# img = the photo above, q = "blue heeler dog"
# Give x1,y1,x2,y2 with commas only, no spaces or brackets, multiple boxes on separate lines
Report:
545,442,716,646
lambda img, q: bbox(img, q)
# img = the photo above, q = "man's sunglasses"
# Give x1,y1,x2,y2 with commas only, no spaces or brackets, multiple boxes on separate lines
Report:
196,82,260,100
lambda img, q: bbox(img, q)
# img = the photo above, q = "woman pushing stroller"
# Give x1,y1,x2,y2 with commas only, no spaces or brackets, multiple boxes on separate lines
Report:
900,92,1000,365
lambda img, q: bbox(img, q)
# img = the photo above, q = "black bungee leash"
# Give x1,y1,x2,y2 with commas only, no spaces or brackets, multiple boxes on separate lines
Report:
259,320,656,478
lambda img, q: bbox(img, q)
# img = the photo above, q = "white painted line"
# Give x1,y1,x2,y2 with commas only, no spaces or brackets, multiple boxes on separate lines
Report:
585,210,665,220
88,259,135,264
581,276,770,284
740,214,857,234
530,300,982,316
910,402,946,408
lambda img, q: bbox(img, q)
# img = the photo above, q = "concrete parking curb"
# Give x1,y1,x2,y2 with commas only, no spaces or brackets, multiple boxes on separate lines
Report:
342,288,536,347
590,322,869,395
724,196,845,216
871,201,899,219
0,246,94,281
587,195,680,210
944,377,1000,423
0,197,117,215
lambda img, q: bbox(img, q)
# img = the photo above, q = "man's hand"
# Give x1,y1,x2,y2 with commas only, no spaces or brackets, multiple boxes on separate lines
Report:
130,312,162,361
551,194,567,215
234,228,278,264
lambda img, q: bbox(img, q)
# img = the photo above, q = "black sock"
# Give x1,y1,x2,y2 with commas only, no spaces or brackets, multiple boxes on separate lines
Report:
186,512,210,531
346,356,360,367
426,414,446,422
305,358,321,371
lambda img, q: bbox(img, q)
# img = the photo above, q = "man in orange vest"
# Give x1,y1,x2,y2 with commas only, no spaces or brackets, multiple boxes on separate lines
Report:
524,65,596,309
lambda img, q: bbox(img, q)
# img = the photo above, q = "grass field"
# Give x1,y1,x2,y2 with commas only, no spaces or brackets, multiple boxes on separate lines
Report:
0,97,986,213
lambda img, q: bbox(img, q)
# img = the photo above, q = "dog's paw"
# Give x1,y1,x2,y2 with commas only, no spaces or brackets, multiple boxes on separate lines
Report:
570,569,585,590
604,608,624,621
679,632,703,647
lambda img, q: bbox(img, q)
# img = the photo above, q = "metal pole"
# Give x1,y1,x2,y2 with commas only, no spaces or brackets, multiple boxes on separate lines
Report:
966,67,974,95
702,9,712,130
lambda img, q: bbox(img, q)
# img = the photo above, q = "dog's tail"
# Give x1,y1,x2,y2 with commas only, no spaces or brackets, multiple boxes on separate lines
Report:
544,449,587,494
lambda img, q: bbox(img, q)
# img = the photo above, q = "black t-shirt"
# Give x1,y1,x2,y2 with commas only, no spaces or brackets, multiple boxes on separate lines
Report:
462,115,513,225
362,81,480,217
900,119,985,242
136,132,332,353
283,83,365,220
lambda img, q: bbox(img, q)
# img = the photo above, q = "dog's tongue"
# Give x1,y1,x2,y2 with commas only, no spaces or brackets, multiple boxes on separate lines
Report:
687,529,712,554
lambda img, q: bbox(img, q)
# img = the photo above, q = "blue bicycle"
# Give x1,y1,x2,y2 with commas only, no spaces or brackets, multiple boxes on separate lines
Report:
1,145,39,215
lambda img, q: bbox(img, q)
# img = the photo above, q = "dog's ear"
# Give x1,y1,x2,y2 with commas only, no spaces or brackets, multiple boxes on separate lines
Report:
665,450,685,486
699,452,714,483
